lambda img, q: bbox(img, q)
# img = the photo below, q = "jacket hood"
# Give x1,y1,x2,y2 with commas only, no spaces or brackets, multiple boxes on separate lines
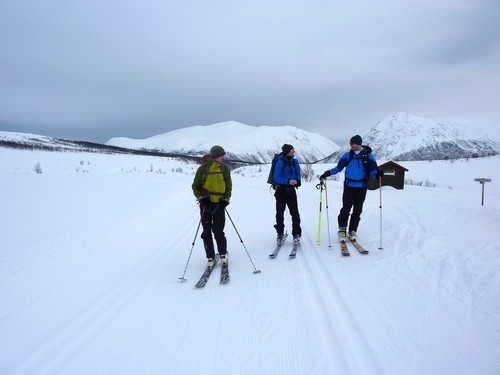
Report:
361,145,372,154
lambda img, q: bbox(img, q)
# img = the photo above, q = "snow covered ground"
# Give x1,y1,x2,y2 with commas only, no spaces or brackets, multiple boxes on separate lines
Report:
1,148,499,375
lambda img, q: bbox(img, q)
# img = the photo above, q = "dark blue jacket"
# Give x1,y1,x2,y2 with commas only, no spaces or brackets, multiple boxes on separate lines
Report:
329,146,378,188
273,155,301,190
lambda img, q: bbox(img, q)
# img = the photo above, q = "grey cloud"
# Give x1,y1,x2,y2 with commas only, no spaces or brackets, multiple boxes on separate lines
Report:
0,1,499,144
424,0,500,64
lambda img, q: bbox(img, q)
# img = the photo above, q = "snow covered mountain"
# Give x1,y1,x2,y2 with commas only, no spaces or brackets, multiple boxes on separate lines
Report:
361,112,499,162
106,121,340,163
0,131,93,152
3,113,499,164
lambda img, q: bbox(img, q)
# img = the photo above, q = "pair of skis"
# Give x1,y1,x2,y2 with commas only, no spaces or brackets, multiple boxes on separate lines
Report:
194,255,230,288
269,233,300,259
340,238,369,256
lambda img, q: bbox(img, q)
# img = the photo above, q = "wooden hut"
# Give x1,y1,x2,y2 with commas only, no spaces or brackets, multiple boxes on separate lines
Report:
368,161,409,190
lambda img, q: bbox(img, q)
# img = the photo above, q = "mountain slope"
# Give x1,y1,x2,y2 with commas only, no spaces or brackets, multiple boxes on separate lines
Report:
106,121,340,163
363,112,499,161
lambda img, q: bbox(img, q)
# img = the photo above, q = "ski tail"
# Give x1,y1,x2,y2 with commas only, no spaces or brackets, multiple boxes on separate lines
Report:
349,239,369,254
269,232,288,259
340,240,350,256
195,255,219,288
220,261,230,284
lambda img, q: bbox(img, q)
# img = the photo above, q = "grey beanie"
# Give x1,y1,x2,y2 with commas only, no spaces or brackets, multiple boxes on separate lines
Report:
210,145,226,158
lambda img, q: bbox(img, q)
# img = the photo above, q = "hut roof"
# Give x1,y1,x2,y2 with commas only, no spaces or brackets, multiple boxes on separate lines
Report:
379,161,409,171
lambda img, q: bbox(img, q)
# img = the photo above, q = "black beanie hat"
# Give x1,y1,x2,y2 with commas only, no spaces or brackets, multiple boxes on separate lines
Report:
282,144,294,156
350,135,362,145
210,145,226,158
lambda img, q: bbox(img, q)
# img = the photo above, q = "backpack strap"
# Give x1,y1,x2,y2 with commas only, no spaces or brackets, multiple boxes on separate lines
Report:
203,162,226,183
345,151,355,167
344,151,370,183
273,157,289,187
202,162,227,198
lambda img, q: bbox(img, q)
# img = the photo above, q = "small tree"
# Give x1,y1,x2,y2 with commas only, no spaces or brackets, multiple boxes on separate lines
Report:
301,163,314,182
34,162,42,174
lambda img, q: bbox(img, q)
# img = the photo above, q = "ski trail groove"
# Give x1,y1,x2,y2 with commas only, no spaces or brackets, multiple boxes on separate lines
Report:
299,232,385,375
295,235,353,374
6,213,194,375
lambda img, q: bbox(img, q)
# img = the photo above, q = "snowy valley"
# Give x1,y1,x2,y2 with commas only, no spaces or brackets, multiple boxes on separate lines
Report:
1,140,499,374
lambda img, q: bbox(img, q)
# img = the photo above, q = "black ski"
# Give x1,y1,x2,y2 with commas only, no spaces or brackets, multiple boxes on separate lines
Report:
220,261,230,284
269,233,288,259
349,239,369,254
195,255,219,288
289,243,300,258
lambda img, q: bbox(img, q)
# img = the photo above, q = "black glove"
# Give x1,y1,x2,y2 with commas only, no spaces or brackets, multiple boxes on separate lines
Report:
375,169,384,178
197,196,210,205
219,198,230,208
319,170,331,180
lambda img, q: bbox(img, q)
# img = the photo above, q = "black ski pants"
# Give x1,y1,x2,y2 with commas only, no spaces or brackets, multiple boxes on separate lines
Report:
338,186,367,232
274,186,302,237
200,202,227,259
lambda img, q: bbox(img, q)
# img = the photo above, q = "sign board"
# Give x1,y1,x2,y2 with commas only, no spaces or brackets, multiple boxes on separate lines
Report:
473,178,492,206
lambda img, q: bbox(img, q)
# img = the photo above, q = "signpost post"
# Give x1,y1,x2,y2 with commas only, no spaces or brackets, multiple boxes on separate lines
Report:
473,178,492,206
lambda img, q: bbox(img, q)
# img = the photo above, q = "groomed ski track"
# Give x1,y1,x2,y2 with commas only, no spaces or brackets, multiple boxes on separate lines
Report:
1,150,499,375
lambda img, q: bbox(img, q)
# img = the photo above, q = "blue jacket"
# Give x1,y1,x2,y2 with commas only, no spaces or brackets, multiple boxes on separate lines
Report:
329,146,378,188
273,155,301,190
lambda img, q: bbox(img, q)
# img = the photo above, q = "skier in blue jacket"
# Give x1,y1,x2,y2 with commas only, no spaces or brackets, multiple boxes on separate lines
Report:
273,144,302,245
319,135,383,242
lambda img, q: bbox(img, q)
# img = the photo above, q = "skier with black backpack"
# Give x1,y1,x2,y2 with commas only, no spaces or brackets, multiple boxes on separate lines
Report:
270,144,302,246
319,135,383,242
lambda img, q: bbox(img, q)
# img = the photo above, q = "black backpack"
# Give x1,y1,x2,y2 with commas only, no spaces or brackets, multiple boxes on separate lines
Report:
267,153,283,189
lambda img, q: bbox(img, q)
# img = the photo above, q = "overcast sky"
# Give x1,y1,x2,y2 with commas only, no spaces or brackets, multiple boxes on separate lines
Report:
1,0,499,144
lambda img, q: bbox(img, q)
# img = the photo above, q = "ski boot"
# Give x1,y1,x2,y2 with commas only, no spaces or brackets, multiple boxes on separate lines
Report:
338,227,347,242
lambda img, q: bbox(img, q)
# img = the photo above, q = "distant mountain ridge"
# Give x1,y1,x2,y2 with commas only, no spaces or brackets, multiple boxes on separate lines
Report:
106,121,340,163
364,113,498,162
325,113,499,163
2,113,498,163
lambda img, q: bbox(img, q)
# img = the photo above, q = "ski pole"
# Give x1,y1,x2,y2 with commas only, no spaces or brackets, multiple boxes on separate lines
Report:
316,182,324,246
378,177,383,250
179,205,205,282
324,180,332,248
225,208,261,274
